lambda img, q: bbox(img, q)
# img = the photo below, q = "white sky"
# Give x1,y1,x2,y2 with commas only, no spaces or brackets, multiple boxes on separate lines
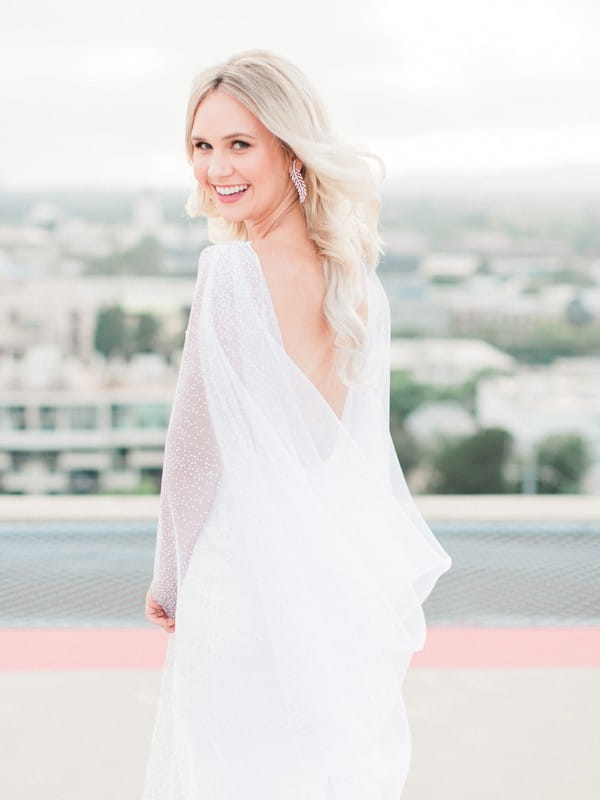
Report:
2,0,600,189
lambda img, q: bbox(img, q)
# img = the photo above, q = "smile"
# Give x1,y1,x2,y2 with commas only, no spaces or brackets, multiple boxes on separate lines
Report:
214,184,249,196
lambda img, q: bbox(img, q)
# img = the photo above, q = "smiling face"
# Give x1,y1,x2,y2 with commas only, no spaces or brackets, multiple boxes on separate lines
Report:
190,89,301,227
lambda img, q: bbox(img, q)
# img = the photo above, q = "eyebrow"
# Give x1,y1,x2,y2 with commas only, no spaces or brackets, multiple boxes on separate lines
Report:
190,132,256,142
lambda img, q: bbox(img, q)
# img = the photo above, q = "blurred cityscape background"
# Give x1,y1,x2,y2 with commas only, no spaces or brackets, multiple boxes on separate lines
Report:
3,0,599,499
0,171,597,496
2,3,599,799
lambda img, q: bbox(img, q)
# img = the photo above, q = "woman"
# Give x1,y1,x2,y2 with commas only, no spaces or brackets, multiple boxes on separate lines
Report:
143,49,451,800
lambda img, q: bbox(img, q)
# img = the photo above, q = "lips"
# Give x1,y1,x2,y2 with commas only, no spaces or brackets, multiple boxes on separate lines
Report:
214,184,249,196
212,184,250,204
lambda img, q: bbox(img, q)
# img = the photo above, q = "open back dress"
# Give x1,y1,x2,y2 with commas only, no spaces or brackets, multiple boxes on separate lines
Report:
142,240,452,800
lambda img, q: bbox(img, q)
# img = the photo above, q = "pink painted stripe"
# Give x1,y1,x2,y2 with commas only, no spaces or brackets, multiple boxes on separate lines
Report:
412,626,600,669
0,627,599,672
0,628,167,671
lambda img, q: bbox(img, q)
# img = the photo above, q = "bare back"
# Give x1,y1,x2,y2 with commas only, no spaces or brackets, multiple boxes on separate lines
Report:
251,239,367,420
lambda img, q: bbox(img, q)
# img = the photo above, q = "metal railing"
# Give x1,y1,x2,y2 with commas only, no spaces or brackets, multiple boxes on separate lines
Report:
1,495,599,628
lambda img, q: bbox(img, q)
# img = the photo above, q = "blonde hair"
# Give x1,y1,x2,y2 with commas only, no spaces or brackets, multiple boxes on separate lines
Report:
184,49,386,389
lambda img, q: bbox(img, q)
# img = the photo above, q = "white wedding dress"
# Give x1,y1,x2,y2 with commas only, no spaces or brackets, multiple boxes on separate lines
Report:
142,240,452,799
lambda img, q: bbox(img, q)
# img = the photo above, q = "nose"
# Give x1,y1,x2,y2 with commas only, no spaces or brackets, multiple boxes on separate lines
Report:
207,150,235,182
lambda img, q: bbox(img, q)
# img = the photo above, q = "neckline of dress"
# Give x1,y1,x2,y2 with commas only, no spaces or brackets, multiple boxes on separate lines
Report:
242,239,352,425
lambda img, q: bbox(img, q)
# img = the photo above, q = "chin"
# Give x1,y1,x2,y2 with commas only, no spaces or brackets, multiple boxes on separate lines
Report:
219,209,248,223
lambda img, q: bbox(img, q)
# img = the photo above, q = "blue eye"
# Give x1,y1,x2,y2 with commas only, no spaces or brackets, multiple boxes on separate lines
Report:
194,142,209,150
232,140,249,150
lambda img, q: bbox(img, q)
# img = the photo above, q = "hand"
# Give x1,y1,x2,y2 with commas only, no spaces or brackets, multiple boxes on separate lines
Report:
145,586,176,633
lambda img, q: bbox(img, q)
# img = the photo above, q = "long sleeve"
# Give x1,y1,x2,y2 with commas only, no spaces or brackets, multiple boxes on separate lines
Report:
150,246,221,621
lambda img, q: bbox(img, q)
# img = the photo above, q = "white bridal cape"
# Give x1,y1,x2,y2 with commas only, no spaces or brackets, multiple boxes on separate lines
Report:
143,240,451,800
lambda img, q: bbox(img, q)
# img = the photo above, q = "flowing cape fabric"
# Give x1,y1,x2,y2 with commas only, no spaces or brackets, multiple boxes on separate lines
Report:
143,241,452,800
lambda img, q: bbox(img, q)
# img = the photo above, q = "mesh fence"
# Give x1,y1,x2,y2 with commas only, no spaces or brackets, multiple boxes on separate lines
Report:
0,520,599,628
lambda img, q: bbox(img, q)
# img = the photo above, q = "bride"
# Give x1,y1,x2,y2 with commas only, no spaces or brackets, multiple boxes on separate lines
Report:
143,48,451,800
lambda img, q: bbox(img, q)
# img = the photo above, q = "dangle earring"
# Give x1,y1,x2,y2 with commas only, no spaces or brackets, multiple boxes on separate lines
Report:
289,159,307,204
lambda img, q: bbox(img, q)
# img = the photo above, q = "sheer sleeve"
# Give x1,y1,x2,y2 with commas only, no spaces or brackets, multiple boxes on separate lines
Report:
149,245,221,621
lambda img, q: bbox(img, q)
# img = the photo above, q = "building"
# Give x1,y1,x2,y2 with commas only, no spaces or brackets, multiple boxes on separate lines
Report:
0,348,178,495
390,337,515,385
0,386,173,494
0,276,196,359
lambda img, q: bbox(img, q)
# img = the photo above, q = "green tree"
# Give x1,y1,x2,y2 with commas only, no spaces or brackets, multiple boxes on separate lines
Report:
427,427,513,494
536,433,590,493
389,370,431,424
133,312,161,353
94,306,127,357
389,367,499,423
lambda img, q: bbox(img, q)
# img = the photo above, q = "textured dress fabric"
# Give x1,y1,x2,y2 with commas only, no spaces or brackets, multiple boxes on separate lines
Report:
142,240,452,800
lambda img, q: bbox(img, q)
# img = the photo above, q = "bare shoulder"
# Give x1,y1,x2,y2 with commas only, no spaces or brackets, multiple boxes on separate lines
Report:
250,238,322,281
253,238,368,326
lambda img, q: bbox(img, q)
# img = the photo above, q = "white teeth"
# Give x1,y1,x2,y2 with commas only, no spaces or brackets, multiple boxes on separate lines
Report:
215,184,249,196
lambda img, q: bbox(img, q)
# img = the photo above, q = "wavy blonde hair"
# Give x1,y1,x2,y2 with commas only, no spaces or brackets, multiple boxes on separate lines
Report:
184,49,386,389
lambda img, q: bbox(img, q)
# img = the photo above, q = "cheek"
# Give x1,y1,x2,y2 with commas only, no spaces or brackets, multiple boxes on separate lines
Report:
251,150,287,190
191,154,208,183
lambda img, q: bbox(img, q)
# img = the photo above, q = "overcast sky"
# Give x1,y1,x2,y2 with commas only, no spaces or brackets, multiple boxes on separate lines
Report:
2,0,600,190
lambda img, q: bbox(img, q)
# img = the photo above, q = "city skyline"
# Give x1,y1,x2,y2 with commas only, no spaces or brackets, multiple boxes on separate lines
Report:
3,0,600,189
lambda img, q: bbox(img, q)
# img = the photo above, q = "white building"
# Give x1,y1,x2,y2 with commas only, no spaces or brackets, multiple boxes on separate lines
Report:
404,401,477,447
0,386,173,494
421,252,480,280
0,347,178,495
390,337,515,385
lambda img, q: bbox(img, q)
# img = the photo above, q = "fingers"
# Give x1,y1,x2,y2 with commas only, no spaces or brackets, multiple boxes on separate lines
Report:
145,605,175,631
147,611,175,632
158,616,175,633
145,587,175,632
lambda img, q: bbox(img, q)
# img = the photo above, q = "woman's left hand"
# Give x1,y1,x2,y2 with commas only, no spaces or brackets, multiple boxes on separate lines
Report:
145,586,176,633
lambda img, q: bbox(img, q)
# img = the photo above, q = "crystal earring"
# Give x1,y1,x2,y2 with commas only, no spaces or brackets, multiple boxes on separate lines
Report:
289,159,307,204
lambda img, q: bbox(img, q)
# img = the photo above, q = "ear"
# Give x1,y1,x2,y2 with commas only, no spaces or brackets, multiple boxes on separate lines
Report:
291,157,304,172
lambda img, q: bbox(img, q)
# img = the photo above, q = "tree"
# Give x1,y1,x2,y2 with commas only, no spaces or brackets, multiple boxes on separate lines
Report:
427,427,513,494
134,312,161,353
536,433,590,493
389,370,431,423
389,367,496,422
94,306,127,357
565,293,593,327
